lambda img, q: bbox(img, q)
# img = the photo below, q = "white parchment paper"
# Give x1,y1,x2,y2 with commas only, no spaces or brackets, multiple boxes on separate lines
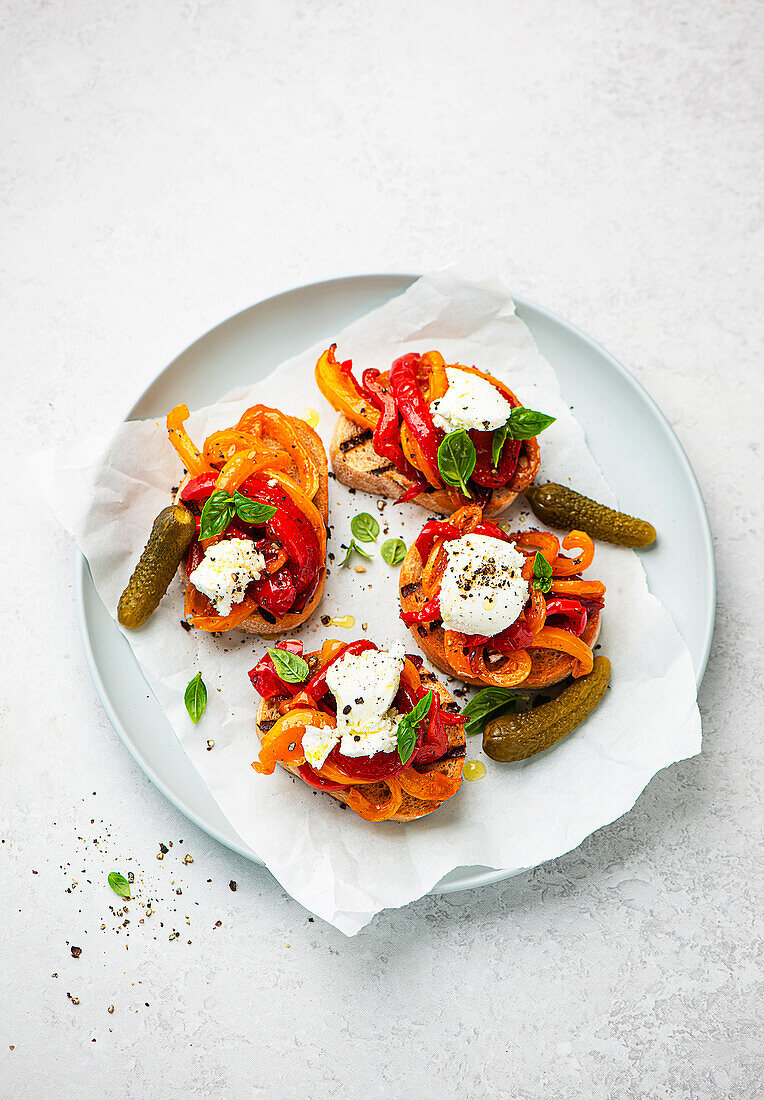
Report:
35,269,701,935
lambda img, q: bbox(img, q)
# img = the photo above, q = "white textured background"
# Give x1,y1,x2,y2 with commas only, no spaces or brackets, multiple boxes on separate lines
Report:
1,2,762,1097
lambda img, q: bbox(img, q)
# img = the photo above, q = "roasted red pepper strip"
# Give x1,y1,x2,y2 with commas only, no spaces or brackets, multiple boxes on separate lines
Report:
389,353,442,485
415,693,450,765
543,597,587,638
396,479,432,505
400,597,442,625
461,621,534,651
414,519,508,561
252,567,297,618
362,369,412,476
248,640,304,699
295,762,346,792
470,430,521,487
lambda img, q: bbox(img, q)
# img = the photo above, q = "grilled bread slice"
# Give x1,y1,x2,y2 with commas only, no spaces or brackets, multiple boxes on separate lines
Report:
398,544,601,690
255,656,466,822
177,415,328,635
330,413,539,518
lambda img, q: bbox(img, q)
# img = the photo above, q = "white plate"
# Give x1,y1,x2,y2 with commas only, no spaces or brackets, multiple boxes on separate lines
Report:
76,274,715,894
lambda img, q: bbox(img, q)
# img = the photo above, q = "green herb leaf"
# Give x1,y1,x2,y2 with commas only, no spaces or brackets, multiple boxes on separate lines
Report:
381,538,407,566
462,687,529,737
532,550,553,594
397,690,433,763
506,407,556,441
107,871,131,900
350,512,380,543
199,490,236,540
437,430,476,497
492,423,509,468
339,540,373,568
266,647,309,684
184,672,207,724
232,492,277,527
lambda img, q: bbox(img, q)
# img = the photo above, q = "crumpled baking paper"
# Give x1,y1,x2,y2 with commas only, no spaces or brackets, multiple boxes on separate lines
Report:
35,268,702,935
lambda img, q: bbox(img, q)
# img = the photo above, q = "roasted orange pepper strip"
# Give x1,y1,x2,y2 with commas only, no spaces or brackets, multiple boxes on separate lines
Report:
528,626,594,677
421,350,448,401
472,648,532,687
315,345,379,431
235,406,320,500
525,585,547,634
252,709,335,775
184,583,258,632
551,579,606,599
552,531,595,577
343,778,403,821
512,529,560,564
421,543,447,600
166,404,212,476
397,766,461,802
444,631,473,679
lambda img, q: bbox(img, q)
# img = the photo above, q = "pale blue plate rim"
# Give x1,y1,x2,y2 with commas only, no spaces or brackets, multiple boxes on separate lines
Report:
75,271,715,896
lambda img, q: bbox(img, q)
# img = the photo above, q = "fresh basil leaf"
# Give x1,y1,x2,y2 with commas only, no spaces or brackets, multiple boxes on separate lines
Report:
184,672,207,724
506,407,556,441
532,550,553,594
266,647,309,684
232,492,277,527
350,512,380,543
381,538,407,566
407,690,433,728
107,871,131,900
492,423,509,468
397,719,417,765
199,490,236,540
339,540,372,568
437,430,476,497
462,687,528,736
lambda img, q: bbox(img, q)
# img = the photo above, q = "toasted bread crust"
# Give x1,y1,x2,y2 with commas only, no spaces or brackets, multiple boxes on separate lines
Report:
330,414,534,518
177,414,328,635
255,656,466,822
398,544,601,689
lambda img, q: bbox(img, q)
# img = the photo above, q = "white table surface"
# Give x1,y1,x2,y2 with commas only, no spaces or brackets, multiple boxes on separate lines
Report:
2,2,761,1096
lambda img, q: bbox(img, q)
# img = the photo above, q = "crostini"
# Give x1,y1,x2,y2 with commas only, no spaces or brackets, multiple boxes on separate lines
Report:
250,639,466,822
315,345,554,516
166,402,328,634
399,505,605,689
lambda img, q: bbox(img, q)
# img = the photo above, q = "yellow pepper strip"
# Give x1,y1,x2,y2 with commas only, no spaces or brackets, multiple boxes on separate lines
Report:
528,626,594,677
421,350,448,401
166,404,212,476
552,531,596,577
214,450,284,494
202,429,266,469
315,345,379,431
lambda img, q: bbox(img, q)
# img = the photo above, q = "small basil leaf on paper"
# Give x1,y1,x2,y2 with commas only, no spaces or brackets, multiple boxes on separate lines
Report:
462,687,528,737
492,423,510,468
199,490,236,540
350,512,380,543
506,407,556,441
437,430,476,497
107,872,131,900
532,551,553,594
339,540,372,568
184,672,208,724
266,647,309,684
232,492,277,526
381,538,407,567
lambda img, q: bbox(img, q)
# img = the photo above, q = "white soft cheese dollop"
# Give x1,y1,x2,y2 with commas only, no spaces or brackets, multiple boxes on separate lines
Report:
430,367,511,434
301,725,339,771
321,642,406,759
439,534,529,635
188,538,265,616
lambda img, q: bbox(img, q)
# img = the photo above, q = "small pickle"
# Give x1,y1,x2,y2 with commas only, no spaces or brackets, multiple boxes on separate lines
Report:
118,504,196,629
525,483,656,548
483,656,610,762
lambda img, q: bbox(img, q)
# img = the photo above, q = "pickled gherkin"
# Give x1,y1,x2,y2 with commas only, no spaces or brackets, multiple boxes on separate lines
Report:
483,656,610,761
118,504,196,629
525,483,656,548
